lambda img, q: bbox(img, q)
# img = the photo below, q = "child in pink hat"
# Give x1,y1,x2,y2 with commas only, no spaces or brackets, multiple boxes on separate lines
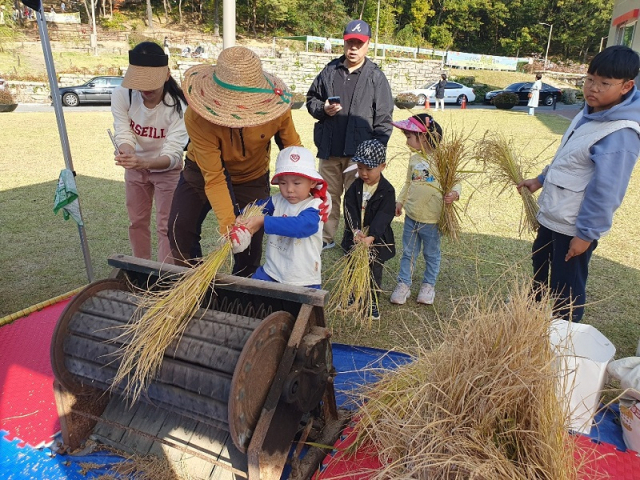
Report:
235,146,331,288
390,113,460,306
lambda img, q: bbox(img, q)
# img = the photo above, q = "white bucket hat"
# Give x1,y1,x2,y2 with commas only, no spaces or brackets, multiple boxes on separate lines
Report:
272,146,324,184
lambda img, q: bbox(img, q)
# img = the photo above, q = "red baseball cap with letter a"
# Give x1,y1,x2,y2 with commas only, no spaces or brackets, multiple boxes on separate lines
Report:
343,20,371,42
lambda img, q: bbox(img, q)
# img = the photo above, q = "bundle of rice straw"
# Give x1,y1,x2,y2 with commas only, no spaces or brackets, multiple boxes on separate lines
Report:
344,277,588,479
476,132,539,236
111,204,264,403
326,227,378,329
428,129,474,240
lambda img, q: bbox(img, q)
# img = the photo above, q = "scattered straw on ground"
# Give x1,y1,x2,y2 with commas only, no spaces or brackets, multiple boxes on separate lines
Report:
341,275,593,479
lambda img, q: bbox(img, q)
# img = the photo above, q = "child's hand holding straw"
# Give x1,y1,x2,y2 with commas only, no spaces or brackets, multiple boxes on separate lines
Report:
444,191,460,205
354,229,374,246
228,225,251,254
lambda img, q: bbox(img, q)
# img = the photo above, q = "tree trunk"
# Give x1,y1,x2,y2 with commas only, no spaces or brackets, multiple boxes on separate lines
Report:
146,0,153,28
213,0,219,36
163,0,168,24
178,0,183,23
251,0,257,37
82,0,93,29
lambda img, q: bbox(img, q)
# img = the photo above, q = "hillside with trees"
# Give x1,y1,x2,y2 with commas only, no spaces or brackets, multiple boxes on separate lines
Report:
2,0,614,63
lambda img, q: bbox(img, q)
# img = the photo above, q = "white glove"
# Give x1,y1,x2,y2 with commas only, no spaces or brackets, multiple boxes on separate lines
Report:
229,225,251,254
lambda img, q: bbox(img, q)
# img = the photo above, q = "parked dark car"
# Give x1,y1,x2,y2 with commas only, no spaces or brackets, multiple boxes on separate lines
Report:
484,82,563,106
57,76,124,106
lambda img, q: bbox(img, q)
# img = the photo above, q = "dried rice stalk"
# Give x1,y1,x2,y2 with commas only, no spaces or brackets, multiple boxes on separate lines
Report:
428,129,474,240
326,224,378,329
111,204,264,403
476,132,539,236
345,277,587,480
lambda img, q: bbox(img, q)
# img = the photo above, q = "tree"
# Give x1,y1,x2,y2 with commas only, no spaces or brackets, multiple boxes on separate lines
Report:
146,0,153,28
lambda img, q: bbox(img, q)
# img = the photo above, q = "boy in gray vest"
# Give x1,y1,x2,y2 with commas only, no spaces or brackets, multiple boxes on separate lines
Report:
518,45,640,322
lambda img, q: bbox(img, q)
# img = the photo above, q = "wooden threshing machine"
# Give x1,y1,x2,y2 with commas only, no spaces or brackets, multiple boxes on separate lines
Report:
50,255,345,479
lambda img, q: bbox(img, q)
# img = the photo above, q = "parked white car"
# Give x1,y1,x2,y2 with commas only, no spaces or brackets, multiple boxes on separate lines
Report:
400,81,476,106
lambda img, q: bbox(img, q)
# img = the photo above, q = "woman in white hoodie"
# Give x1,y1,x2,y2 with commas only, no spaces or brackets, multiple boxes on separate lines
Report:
111,41,188,264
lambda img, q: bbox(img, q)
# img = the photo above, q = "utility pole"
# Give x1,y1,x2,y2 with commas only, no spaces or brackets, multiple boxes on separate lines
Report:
539,22,553,71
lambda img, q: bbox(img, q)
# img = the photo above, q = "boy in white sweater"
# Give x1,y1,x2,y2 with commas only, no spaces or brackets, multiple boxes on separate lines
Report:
237,146,331,288
390,113,460,305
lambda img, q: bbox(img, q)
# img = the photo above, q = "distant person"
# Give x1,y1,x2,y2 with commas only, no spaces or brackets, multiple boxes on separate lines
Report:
111,41,188,264
306,19,394,250
168,46,302,275
163,36,170,56
341,139,396,321
390,113,460,306
60,2,66,12
323,37,332,54
528,73,543,115
518,46,640,322
434,73,447,111
235,146,331,289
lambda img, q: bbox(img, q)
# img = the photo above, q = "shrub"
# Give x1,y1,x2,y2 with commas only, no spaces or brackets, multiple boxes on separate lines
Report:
128,32,160,49
395,92,418,103
491,92,518,106
561,88,580,105
291,92,306,105
100,12,128,31
470,84,493,104
452,76,475,86
0,89,15,105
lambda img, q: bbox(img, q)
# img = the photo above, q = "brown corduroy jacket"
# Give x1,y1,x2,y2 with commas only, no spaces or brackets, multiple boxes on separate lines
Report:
185,107,301,231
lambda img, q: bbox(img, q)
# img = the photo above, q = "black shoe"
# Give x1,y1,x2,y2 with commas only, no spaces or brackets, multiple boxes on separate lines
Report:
371,302,380,321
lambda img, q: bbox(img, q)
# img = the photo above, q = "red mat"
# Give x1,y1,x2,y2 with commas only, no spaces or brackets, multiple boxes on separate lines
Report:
316,423,640,479
0,300,69,447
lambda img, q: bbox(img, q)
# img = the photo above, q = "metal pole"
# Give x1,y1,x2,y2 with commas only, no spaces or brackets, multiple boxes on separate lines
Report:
90,0,97,54
35,3,95,282
543,24,552,71
222,0,235,49
374,0,380,58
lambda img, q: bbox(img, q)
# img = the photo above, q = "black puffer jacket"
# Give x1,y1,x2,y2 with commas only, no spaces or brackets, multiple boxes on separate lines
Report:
306,56,394,160
341,175,396,262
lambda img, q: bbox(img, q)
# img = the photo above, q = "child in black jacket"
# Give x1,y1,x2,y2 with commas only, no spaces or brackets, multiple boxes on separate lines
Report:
341,139,396,320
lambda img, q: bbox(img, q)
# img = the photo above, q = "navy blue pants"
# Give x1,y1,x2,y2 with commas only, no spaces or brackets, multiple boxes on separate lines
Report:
531,225,597,322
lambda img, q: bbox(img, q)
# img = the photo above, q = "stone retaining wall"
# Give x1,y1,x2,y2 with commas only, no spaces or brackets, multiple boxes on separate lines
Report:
7,50,445,104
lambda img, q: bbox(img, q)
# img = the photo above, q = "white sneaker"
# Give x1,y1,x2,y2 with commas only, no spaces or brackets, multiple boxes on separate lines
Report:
322,241,335,250
390,283,411,305
417,283,435,305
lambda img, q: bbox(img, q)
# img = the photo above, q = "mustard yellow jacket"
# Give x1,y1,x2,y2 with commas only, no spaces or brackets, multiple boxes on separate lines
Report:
185,107,301,231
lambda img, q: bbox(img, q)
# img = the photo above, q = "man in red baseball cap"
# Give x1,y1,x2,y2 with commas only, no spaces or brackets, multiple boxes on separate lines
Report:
305,19,393,250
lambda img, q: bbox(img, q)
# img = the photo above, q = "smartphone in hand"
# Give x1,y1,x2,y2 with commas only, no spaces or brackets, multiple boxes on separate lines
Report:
328,96,341,105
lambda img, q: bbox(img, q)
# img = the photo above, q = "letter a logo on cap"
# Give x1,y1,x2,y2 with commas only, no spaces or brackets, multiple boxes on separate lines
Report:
343,20,371,42
290,154,300,162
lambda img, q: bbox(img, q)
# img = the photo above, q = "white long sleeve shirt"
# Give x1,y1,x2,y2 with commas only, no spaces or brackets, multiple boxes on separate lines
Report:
111,86,188,172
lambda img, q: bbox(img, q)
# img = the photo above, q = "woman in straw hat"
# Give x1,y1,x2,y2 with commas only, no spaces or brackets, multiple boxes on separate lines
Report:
111,41,188,264
168,46,303,276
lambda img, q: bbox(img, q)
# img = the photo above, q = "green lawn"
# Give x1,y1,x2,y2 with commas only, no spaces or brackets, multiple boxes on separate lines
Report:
1,107,639,358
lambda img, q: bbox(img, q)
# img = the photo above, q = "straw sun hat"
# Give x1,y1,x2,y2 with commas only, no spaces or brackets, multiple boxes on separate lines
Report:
122,43,170,91
182,46,293,128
